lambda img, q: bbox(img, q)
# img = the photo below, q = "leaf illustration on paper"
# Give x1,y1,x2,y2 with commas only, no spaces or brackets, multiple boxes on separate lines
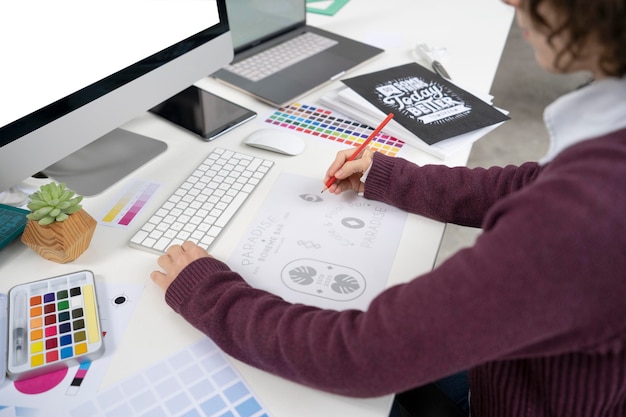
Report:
288,266,317,285
331,274,361,294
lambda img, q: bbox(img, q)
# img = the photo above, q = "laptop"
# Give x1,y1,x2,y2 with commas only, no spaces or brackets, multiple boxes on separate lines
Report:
211,0,384,107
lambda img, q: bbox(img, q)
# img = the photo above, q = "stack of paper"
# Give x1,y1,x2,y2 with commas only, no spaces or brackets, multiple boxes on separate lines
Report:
320,63,509,159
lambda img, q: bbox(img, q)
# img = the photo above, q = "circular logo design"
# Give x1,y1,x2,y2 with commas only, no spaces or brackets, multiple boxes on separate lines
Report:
282,259,366,301
341,217,365,229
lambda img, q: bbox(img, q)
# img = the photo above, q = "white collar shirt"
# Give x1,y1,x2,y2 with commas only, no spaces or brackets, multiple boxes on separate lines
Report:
541,76,626,163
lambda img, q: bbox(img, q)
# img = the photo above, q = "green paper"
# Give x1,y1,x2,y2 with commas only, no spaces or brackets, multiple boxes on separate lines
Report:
306,0,350,16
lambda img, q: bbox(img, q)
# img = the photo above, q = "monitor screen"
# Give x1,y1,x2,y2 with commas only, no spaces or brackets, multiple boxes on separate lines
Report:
0,0,233,196
226,0,304,51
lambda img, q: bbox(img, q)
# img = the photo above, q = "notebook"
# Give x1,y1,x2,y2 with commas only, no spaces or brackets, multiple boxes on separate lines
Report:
211,0,383,107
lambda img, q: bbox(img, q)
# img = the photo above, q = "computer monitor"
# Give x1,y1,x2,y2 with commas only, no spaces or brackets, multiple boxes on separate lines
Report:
0,0,233,196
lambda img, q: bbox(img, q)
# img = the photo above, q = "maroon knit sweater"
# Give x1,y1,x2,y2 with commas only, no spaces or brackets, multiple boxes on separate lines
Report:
165,129,626,416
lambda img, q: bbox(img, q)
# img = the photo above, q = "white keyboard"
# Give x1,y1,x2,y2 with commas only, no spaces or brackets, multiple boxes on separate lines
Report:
225,32,338,82
130,148,273,254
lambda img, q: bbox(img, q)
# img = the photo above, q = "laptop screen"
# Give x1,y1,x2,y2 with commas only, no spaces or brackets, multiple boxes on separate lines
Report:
226,0,305,51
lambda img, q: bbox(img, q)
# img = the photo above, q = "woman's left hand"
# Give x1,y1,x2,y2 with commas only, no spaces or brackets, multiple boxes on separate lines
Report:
151,241,211,292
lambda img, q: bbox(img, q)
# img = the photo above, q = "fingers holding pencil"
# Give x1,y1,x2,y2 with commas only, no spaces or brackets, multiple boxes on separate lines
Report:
322,113,394,194
322,147,375,194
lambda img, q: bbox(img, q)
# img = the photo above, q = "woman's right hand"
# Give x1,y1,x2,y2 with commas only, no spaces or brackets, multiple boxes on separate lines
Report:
323,148,375,195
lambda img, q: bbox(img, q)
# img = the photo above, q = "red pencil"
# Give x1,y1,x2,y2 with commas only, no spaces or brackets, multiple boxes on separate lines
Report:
321,112,394,193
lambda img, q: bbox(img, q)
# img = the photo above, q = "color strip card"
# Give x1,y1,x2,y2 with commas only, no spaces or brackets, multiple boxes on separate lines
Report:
263,103,405,157
68,338,273,417
99,179,161,228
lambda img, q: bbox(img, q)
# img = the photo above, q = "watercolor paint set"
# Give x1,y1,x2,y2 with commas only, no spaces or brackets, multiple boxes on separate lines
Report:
4,270,105,381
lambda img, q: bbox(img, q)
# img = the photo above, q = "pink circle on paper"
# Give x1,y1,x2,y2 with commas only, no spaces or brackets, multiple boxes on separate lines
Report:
14,368,68,394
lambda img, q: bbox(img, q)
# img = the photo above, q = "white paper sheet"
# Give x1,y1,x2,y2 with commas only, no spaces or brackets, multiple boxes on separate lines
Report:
229,173,408,311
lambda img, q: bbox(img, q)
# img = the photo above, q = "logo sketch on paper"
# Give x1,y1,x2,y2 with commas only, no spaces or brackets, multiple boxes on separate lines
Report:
331,274,361,294
298,240,321,249
288,265,316,285
341,217,365,229
282,259,366,301
299,194,323,202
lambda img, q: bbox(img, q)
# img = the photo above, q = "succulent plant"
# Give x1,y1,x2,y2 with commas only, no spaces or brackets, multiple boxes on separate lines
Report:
26,182,83,225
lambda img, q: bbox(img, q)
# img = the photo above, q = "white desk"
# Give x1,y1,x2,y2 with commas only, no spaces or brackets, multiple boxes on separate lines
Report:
0,1,513,415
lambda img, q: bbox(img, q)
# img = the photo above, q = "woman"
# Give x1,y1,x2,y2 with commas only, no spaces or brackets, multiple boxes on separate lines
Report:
151,0,626,415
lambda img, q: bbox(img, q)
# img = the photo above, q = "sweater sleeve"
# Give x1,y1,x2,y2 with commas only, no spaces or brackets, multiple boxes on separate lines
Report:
163,137,626,398
364,152,542,227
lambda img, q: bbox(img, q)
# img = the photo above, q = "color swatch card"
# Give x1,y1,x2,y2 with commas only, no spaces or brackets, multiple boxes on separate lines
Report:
7,271,104,381
263,103,405,157
100,179,161,228
68,338,273,417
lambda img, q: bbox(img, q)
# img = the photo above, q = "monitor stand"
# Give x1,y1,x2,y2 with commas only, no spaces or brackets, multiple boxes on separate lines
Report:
42,129,167,197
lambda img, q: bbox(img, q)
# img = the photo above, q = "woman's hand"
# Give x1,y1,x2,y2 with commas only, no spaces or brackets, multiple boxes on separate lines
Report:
151,241,211,292
323,148,375,194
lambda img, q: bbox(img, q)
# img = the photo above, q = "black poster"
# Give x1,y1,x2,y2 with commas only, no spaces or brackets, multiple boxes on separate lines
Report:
342,63,509,145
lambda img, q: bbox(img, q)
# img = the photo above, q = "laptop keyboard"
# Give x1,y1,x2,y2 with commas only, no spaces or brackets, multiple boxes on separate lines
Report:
225,32,338,82
129,148,273,254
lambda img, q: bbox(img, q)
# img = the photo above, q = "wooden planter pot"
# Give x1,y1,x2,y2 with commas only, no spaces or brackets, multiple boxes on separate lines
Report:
21,209,97,263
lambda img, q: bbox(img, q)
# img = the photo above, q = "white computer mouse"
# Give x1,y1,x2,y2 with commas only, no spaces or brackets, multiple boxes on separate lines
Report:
243,129,305,156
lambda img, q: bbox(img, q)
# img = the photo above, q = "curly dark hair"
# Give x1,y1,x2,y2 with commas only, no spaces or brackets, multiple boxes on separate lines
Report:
525,0,626,77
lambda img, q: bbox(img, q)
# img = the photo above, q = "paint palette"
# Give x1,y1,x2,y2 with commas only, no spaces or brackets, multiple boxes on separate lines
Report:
6,270,104,381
